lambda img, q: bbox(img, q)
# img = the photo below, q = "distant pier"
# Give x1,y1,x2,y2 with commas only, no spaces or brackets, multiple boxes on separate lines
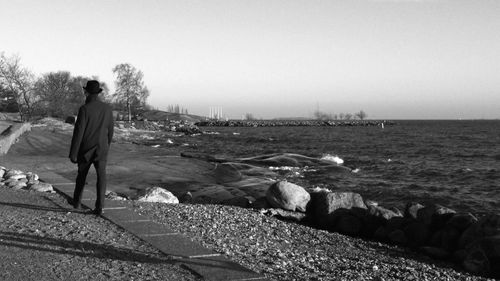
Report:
195,120,394,127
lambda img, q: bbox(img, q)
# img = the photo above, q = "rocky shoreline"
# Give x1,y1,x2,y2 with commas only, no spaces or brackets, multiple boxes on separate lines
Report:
2,164,498,280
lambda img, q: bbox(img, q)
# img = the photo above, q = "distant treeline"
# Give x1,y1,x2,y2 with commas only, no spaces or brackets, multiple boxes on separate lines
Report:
195,119,393,127
0,52,151,121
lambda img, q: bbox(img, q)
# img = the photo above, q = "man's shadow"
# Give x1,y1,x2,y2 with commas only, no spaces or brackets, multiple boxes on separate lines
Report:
0,196,171,263
0,230,173,264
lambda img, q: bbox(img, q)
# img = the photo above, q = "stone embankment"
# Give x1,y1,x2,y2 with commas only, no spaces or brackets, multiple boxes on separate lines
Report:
0,122,31,154
195,120,394,127
258,182,499,279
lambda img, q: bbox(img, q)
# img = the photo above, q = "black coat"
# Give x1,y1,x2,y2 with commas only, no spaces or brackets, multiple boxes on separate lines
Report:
69,95,114,163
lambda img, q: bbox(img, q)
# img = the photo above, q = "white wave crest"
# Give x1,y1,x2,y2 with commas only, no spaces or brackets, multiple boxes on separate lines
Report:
321,154,344,165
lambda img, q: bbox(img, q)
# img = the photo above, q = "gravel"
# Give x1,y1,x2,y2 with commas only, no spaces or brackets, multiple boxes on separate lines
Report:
0,188,201,281
132,201,495,281
0,187,496,280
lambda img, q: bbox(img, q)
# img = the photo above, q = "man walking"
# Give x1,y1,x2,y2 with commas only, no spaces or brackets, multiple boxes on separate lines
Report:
69,80,114,215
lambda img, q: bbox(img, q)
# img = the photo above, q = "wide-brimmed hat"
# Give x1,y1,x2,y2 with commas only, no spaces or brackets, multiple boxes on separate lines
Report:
83,80,102,95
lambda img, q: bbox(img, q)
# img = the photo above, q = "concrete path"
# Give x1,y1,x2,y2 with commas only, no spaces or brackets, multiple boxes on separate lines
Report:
39,171,268,281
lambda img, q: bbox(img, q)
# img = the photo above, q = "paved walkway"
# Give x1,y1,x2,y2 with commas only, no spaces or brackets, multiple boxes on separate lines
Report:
39,171,268,281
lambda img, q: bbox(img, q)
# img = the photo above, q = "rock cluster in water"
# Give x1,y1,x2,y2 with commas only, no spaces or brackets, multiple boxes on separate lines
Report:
195,120,394,127
0,166,54,192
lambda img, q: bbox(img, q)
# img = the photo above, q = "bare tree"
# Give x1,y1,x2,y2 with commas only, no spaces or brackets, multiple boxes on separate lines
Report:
112,63,149,122
355,110,367,120
244,113,256,120
34,71,72,117
0,52,35,121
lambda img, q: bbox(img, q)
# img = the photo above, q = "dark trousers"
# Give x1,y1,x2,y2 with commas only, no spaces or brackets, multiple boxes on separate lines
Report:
73,160,107,211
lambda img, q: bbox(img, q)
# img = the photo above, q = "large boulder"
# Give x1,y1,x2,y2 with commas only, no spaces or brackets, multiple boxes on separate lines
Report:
266,181,310,212
459,214,500,250
404,221,431,248
462,235,500,278
336,211,363,236
447,212,478,232
388,229,407,245
440,226,462,252
463,247,490,277
417,204,456,231
135,187,179,204
360,204,403,238
311,191,367,230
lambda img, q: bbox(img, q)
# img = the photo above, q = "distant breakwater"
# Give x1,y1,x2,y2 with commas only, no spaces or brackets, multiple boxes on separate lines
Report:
195,120,394,127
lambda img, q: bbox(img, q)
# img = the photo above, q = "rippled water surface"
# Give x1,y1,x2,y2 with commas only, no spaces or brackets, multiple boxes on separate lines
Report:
186,120,500,215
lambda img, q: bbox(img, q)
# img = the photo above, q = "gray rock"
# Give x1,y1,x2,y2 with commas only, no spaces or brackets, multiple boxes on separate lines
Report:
374,226,390,241
336,213,362,236
4,170,25,180
135,187,179,204
388,229,407,245
4,178,20,186
404,202,425,219
416,204,456,230
368,204,402,221
26,172,39,182
266,181,310,212
179,191,193,203
358,205,402,238
105,191,128,200
446,212,478,232
312,191,366,217
462,235,500,278
421,246,450,259
29,182,54,192
11,182,28,190
214,163,242,184
459,214,500,250
440,226,462,252
404,222,431,248
463,247,490,277
261,208,307,222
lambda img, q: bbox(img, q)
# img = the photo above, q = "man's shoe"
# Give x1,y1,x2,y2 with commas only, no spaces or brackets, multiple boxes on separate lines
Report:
67,198,82,209
92,209,103,216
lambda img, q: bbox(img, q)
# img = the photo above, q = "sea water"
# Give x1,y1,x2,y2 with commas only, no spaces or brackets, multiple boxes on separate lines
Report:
188,120,500,215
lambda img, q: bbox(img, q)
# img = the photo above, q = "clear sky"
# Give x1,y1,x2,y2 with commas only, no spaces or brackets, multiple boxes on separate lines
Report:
1,0,499,119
